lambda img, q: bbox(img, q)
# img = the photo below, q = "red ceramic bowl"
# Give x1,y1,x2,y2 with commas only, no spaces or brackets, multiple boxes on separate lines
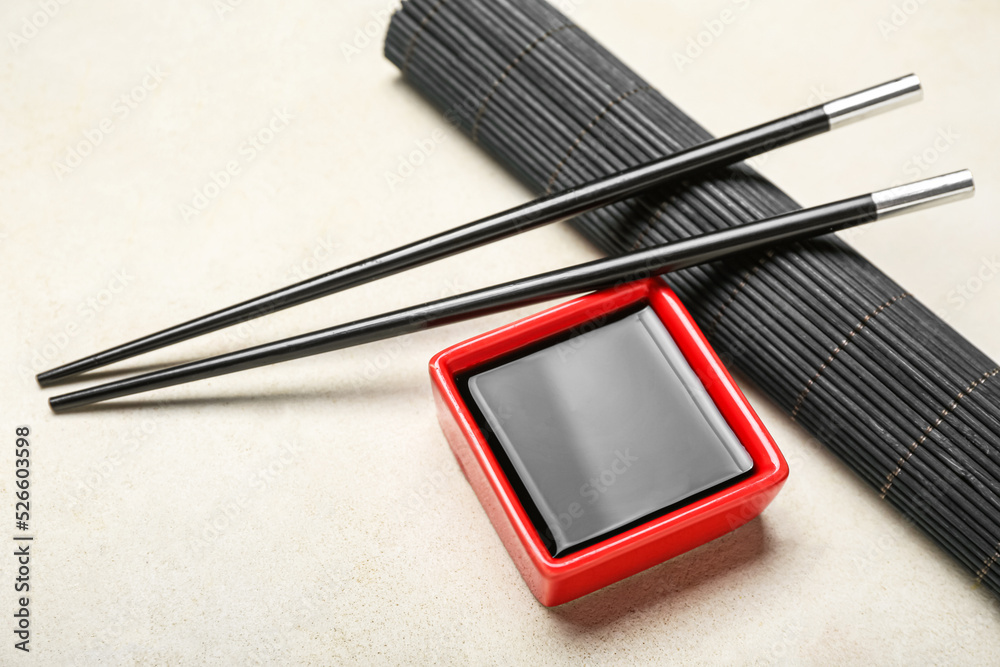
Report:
429,279,788,606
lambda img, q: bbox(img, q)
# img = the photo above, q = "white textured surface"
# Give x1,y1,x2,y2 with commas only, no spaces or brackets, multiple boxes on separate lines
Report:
2,0,999,663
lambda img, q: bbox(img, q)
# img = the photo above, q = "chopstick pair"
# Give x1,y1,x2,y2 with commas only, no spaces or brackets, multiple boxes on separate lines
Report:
39,75,973,410
39,74,918,387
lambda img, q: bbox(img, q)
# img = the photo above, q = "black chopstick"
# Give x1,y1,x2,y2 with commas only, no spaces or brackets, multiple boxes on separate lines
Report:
45,170,972,412
36,75,922,387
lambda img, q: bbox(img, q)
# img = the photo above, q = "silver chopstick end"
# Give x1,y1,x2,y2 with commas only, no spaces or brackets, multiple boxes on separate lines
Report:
872,170,975,219
823,74,922,128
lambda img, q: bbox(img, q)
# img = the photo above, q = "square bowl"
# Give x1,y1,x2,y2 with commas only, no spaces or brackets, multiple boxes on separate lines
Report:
429,278,787,606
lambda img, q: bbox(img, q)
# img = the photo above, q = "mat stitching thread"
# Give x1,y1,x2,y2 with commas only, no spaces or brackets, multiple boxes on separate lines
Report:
705,250,775,340
628,200,671,251
976,542,1000,585
880,367,1000,498
544,85,653,194
471,24,576,143
402,0,447,76
790,293,909,421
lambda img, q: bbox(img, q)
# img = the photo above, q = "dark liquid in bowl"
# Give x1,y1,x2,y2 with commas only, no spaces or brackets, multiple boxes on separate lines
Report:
463,305,753,557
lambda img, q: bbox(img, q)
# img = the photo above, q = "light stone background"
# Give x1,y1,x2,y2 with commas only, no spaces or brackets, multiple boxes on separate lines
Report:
2,0,999,664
